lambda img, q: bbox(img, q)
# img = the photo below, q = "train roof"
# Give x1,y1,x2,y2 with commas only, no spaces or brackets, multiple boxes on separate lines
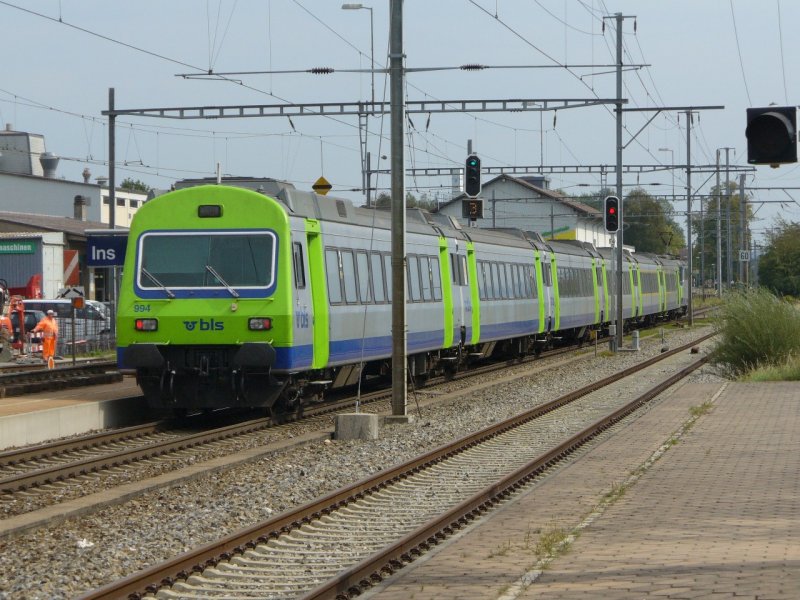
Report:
274,187,556,249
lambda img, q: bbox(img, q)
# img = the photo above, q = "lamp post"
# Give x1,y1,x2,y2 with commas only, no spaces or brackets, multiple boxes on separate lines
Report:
341,3,375,107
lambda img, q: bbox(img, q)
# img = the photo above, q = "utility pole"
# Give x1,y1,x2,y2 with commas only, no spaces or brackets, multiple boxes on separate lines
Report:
613,12,631,350
725,149,732,287
700,187,705,298
683,109,696,327
715,150,723,297
389,0,408,419
739,173,746,285
107,87,117,336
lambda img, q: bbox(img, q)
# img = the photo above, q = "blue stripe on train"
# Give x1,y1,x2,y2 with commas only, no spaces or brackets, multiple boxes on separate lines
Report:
479,319,538,340
557,312,596,329
275,329,445,371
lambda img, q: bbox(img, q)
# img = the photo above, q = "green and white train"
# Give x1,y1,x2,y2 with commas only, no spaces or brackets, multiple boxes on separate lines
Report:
117,183,686,412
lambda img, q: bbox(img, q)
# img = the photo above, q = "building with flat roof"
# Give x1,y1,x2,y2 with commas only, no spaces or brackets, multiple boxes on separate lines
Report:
0,126,141,300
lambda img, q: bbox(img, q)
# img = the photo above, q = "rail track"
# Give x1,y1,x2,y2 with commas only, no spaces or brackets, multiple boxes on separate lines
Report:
79,331,713,600
0,319,700,519
0,359,120,397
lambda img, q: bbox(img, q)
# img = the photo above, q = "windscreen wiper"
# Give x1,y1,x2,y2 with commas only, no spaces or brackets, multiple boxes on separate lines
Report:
140,267,175,299
205,265,240,298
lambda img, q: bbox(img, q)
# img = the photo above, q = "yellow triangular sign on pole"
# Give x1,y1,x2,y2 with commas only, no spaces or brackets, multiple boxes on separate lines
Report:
312,176,332,196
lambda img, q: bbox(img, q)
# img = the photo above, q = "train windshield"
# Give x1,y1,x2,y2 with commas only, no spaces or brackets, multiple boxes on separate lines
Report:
138,231,276,289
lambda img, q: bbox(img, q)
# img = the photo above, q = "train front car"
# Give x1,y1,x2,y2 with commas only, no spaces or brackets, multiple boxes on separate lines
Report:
117,185,292,411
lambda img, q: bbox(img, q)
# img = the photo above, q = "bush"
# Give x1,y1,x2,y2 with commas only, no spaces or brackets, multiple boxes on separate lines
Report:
710,288,800,376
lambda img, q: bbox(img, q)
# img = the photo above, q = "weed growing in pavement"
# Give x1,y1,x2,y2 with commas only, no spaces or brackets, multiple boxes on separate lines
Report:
488,540,512,558
534,525,570,560
689,401,714,418
601,481,628,504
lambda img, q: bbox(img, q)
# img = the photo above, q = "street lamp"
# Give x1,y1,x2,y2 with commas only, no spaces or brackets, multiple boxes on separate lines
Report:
658,147,675,202
341,3,374,107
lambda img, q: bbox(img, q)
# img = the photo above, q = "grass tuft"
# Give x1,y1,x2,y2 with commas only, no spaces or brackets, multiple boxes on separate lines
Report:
710,288,800,378
534,525,570,559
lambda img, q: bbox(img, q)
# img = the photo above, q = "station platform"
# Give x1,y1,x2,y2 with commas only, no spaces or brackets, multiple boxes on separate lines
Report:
0,375,144,450
369,381,800,599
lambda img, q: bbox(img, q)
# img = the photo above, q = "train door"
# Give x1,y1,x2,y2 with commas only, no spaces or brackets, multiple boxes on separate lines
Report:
291,231,314,369
540,251,555,332
449,240,468,345
593,258,604,323
304,220,330,369
466,243,479,344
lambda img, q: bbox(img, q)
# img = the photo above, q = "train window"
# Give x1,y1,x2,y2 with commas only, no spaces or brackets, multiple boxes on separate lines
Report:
419,256,433,301
514,265,524,298
489,262,499,299
500,264,510,299
356,251,371,303
139,231,275,289
449,253,461,286
521,265,529,298
477,261,487,300
529,265,538,298
371,253,386,303
384,254,393,298
408,255,422,302
459,255,469,286
542,262,552,286
293,243,306,289
431,257,442,301
325,249,342,304
341,250,358,304
512,265,519,298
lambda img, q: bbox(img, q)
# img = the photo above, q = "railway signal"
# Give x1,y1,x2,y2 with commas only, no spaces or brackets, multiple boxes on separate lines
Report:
745,106,797,166
604,195,620,232
464,154,481,198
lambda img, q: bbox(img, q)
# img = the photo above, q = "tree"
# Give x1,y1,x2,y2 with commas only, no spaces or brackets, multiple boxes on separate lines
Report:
120,178,153,193
758,219,800,296
372,191,437,211
692,180,752,285
621,188,685,254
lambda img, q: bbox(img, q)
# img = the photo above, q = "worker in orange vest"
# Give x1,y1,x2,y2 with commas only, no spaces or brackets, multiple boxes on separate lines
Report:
0,314,11,339
33,309,59,366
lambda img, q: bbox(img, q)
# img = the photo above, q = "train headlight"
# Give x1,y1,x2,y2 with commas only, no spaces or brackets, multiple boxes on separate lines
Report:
135,318,158,331
248,317,273,331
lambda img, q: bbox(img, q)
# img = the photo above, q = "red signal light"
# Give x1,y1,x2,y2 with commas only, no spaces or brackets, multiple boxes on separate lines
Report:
604,196,620,232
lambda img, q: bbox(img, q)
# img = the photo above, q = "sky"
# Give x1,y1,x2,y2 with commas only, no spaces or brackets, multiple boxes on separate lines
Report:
1,0,799,244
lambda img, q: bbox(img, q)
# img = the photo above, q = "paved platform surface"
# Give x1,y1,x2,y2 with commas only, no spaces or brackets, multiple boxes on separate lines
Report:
368,381,800,599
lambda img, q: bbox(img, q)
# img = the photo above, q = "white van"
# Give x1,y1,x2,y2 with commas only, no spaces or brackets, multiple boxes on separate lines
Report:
23,299,112,345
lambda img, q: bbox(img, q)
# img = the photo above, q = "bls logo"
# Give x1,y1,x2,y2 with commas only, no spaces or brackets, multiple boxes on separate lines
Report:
183,319,224,331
